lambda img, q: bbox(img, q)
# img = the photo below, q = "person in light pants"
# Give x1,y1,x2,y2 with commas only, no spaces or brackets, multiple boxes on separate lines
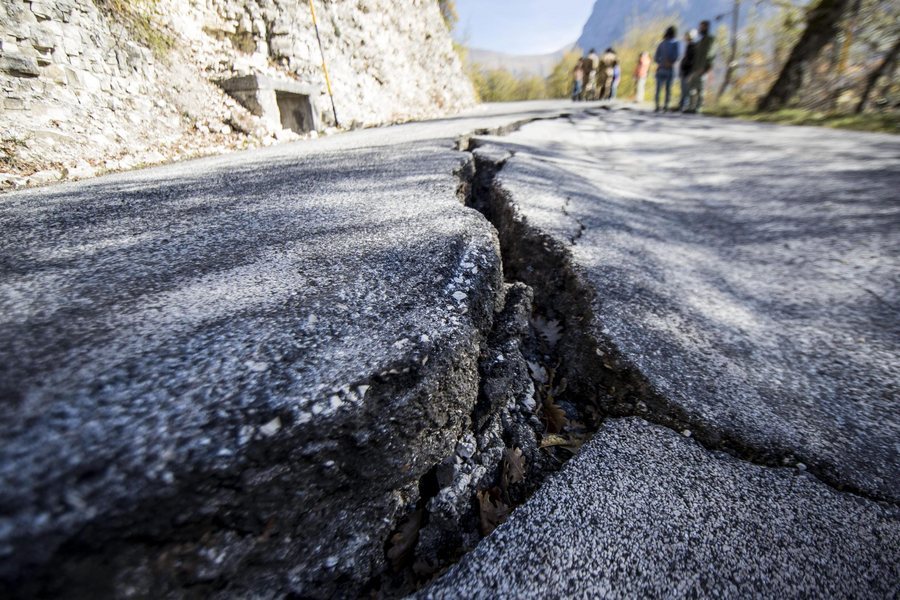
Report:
634,51,651,103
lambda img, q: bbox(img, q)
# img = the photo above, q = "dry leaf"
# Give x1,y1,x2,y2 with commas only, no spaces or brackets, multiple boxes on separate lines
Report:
540,433,587,453
552,376,568,397
532,316,563,349
386,508,423,569
527,360,548,384
502,447,526,490
539,434,569,448
477,488,510,536
542,395,568,433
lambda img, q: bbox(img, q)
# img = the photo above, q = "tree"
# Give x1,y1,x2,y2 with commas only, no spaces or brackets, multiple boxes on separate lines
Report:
717,0,742,99
613,15,682,102
856,34,900,112
759,0,856,111
547,51,583,98
438,0,458,31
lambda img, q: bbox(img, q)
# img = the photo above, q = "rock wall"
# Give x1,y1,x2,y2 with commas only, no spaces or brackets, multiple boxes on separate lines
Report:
0,0,475,187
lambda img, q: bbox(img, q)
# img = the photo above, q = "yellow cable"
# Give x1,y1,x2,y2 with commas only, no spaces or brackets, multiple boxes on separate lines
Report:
308,0,339,125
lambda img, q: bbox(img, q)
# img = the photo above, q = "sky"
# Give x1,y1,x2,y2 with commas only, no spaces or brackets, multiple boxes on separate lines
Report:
454,0,596,55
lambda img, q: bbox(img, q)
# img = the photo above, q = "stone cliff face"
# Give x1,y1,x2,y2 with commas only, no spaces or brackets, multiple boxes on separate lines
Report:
0,0,475,186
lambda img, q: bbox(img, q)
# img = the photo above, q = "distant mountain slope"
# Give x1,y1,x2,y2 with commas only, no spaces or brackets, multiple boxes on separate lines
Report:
577,0,733,50
468,47,569,77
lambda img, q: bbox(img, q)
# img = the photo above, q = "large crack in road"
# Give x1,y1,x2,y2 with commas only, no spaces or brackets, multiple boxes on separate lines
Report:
417,108,899,598
467,138,892,502
377,110,899,596
1,104,896,599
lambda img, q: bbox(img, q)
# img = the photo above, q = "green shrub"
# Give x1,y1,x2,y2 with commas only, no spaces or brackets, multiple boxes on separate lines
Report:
96,0,175,59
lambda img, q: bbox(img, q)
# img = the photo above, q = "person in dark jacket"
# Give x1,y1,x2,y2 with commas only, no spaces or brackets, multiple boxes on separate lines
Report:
679,30,697,111
654,26,680,112
685,20,716,113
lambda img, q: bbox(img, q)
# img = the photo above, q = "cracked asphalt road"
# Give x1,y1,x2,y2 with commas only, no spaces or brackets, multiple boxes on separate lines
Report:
481,108,900,500
425,107,900,598
2,101,897,597
0,101,592,596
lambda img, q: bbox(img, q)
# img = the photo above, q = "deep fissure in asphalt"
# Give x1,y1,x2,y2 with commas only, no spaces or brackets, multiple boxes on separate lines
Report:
378,115,899,596
456,116,897,507
368,128,609,597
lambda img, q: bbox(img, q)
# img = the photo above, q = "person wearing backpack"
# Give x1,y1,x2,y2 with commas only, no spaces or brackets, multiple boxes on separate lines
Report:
597,48,617,100
654,26,681,112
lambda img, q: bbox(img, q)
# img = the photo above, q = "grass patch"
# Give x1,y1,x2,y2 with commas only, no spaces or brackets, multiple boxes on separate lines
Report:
96,0,175,59
706,106,899,134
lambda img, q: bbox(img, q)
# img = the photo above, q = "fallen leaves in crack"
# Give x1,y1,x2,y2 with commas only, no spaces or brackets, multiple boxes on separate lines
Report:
477,487,510,536
539,432,587,454
477,446,528,536
537,363,569,434
531,315,563,350
542,395,569,434
386,508,424,570
503,447,526,488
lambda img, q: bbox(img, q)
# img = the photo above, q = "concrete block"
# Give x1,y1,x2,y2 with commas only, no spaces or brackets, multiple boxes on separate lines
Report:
216,74,322,133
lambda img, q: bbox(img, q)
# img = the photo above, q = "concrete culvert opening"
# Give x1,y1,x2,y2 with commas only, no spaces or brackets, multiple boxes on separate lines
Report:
276,91,315,134
216,74,322,135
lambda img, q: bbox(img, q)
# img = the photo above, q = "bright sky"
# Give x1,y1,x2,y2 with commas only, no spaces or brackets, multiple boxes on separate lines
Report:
454,0,596,55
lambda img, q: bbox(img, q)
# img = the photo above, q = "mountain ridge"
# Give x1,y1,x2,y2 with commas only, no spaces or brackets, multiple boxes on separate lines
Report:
467,46,570,76
577,0,734,51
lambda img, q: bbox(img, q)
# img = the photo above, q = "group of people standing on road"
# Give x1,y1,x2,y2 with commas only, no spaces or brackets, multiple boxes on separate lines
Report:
572,48,621,102
654,20,715,113
571,19,715,114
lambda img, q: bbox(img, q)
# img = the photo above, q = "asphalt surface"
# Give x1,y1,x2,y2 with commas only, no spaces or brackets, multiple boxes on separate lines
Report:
3,101,898,597
424,418,900,599
426,107,900,598
0,101,594,596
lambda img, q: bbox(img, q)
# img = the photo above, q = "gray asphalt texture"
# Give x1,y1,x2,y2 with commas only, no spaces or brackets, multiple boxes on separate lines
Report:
423,418,900,599
481,108,900,501
425,107,900,599
3,101,899,597
0,101,593,595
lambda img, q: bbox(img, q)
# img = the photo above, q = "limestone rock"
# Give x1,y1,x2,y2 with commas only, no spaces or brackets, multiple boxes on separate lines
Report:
25,168,62,184
0,0,475,184
0,53,40,78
